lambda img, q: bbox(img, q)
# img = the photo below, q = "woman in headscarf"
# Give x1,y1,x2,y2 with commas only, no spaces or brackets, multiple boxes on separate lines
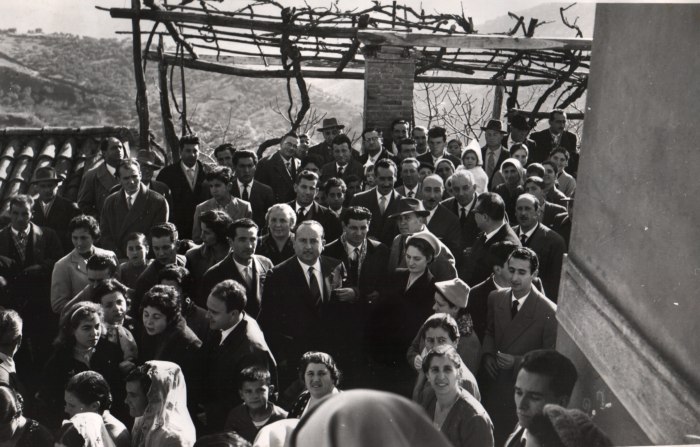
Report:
125,361,196,447
492,158,525,223
289,389,453,447
460,148,489,194
56,413,116,447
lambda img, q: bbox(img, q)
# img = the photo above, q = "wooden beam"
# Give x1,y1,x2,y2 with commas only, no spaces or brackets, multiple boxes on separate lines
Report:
110,8,358,39
358,30,592,51
131,0,150,150
146,52,552,86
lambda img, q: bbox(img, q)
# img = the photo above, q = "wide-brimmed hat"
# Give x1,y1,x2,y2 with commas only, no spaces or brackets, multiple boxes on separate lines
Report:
435,278,470,308
317,118,345,132
406,230,441,257
388,198,430,219
508,114,531,131
30,167,62,184
136,149,165,169
481,119,508,134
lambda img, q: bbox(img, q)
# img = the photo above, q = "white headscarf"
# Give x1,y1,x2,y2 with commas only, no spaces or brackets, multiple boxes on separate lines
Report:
63,413,116,447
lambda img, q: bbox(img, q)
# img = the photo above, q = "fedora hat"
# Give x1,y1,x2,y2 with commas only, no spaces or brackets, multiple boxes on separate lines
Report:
508,114,531,131
136,149,165,169
317,118,346,132
30,167,62,184
434,278,471,308
406,230,441,257
388,197,430,219
481,119,508,134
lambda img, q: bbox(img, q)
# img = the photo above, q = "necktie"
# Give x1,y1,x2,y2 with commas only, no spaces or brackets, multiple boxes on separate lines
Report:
185,167,196,189
308,266,322,305
241,184,250,201
297,207,305,222
520,233,528,245
349,248,360,284
487,152,496,177
379,196,387,215
127,195,133,210
511,300,520,319
242,266,252,288
460,207,467,224
407,190,414,198
337,165,344,176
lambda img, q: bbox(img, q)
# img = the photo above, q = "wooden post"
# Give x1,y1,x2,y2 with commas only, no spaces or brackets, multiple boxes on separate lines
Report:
131,0,150,150
157,36,180,163
492,79,504,120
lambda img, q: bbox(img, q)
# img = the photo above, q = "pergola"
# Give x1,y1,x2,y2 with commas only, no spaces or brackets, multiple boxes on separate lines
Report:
104,0,591,158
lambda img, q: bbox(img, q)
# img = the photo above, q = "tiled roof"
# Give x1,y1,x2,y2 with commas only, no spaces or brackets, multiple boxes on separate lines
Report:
0,126,138,216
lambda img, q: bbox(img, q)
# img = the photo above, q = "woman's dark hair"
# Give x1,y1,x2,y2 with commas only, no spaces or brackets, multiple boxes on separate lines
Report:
140,285,181,325
92,278,130,307
418,313,460,344
421,344,462,375
65,371,112,414
298,351,341,387
68,215,101,240
405,237,435,263
158,265,194,299
125,364,152,398
56,302,102,348
199,209,233,244
124,232,148,251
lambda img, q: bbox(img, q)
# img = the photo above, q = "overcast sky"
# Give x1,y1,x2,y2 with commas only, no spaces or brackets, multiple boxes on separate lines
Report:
2,0,678,39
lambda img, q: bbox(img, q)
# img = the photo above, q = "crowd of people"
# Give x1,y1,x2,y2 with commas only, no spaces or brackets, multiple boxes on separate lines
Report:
0,109,613,446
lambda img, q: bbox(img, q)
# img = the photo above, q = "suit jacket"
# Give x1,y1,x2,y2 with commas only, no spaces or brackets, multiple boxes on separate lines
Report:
319,159,365,184
31,195,80,255
156,161,210,240
441,196,480,250
427,204,463,257
542,201,567,228
254,152,299,204
416,151,461,169
230,180,275,229
50,247,119,314
421,388,494,447
100,185,169,259
192,197,252,244
288,201,342,243
552,212,571,250
77,163,120,218
307,141,334,165
323,238,389,300
513,224,566,302
459,224,521,286
530,129,579,175
359,148,393,166
199,254,273,318
481,146,510,190
202,315,277,431
111,179,173,209
394,184,421,200
349,188,403,246
388,232,457,281
257,256,346,386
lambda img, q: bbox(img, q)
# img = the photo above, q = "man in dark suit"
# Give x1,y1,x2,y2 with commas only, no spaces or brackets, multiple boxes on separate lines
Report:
30,167,80,255
395,157,421,199
541,161,569,207
136,149,173,208
156,134,210,240
230,150,274,230
359,127,393,166
288,170,342,242
200,218,273,318
481,119,510,189
0,195,62,368
323,206,389,387
255,132,301,204
349,158,402,246
258,221,346,393
513,194,566,302
416,126,461,169
308,118,345,165
459,192,520,285
481,248,557,445
77,136,125,218
202,279,276,432
100,159,169,259
503,350,578,447
442,170,480,251
524,176,568,228
530,109,579,176
503,113,538,164
420,174,462,257
319,134,365,185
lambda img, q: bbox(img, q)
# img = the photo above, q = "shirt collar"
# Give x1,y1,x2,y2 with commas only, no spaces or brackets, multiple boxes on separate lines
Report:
0,352,14,373
105,164,117,177
459,194,476,212
180,161,197,172
375,188,392,203
295,202,312,214
232,257,253,271
426,206,438,222
345,240,363,256
11,227,29,238
237,179,252,190
484,223,505,242
519,223,538,239
220,317,243,345
512,290,531,307
297,258,322,276
124,186,141,201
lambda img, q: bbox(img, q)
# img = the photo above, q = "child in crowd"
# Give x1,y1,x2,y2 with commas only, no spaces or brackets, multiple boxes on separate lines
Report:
116,232,151,289
93,279,138,374
224,366,288,443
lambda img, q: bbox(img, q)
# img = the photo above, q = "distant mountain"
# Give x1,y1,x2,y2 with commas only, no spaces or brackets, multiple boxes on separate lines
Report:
474,2,595,37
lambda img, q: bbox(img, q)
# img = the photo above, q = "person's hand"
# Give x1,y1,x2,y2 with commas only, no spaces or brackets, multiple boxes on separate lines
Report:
413,354,423,371
483,354,499,378
119,360,136,374
0,255,14,268
366,291,380,305
22,264,42,275
496,352,516,370
0,277,6,288
333,288,357,303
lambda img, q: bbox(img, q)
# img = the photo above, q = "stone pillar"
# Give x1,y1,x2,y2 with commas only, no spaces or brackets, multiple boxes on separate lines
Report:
363,45,415,142
557,4,700,445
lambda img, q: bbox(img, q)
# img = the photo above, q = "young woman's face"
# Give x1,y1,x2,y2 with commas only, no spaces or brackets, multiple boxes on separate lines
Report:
126,239,148,263
73,313,101,350
432,293,459,319
405,246,429,274
513,149,528,167
64,391,94,418
423,326,457,352
142,306,168,336
427,355,460,397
